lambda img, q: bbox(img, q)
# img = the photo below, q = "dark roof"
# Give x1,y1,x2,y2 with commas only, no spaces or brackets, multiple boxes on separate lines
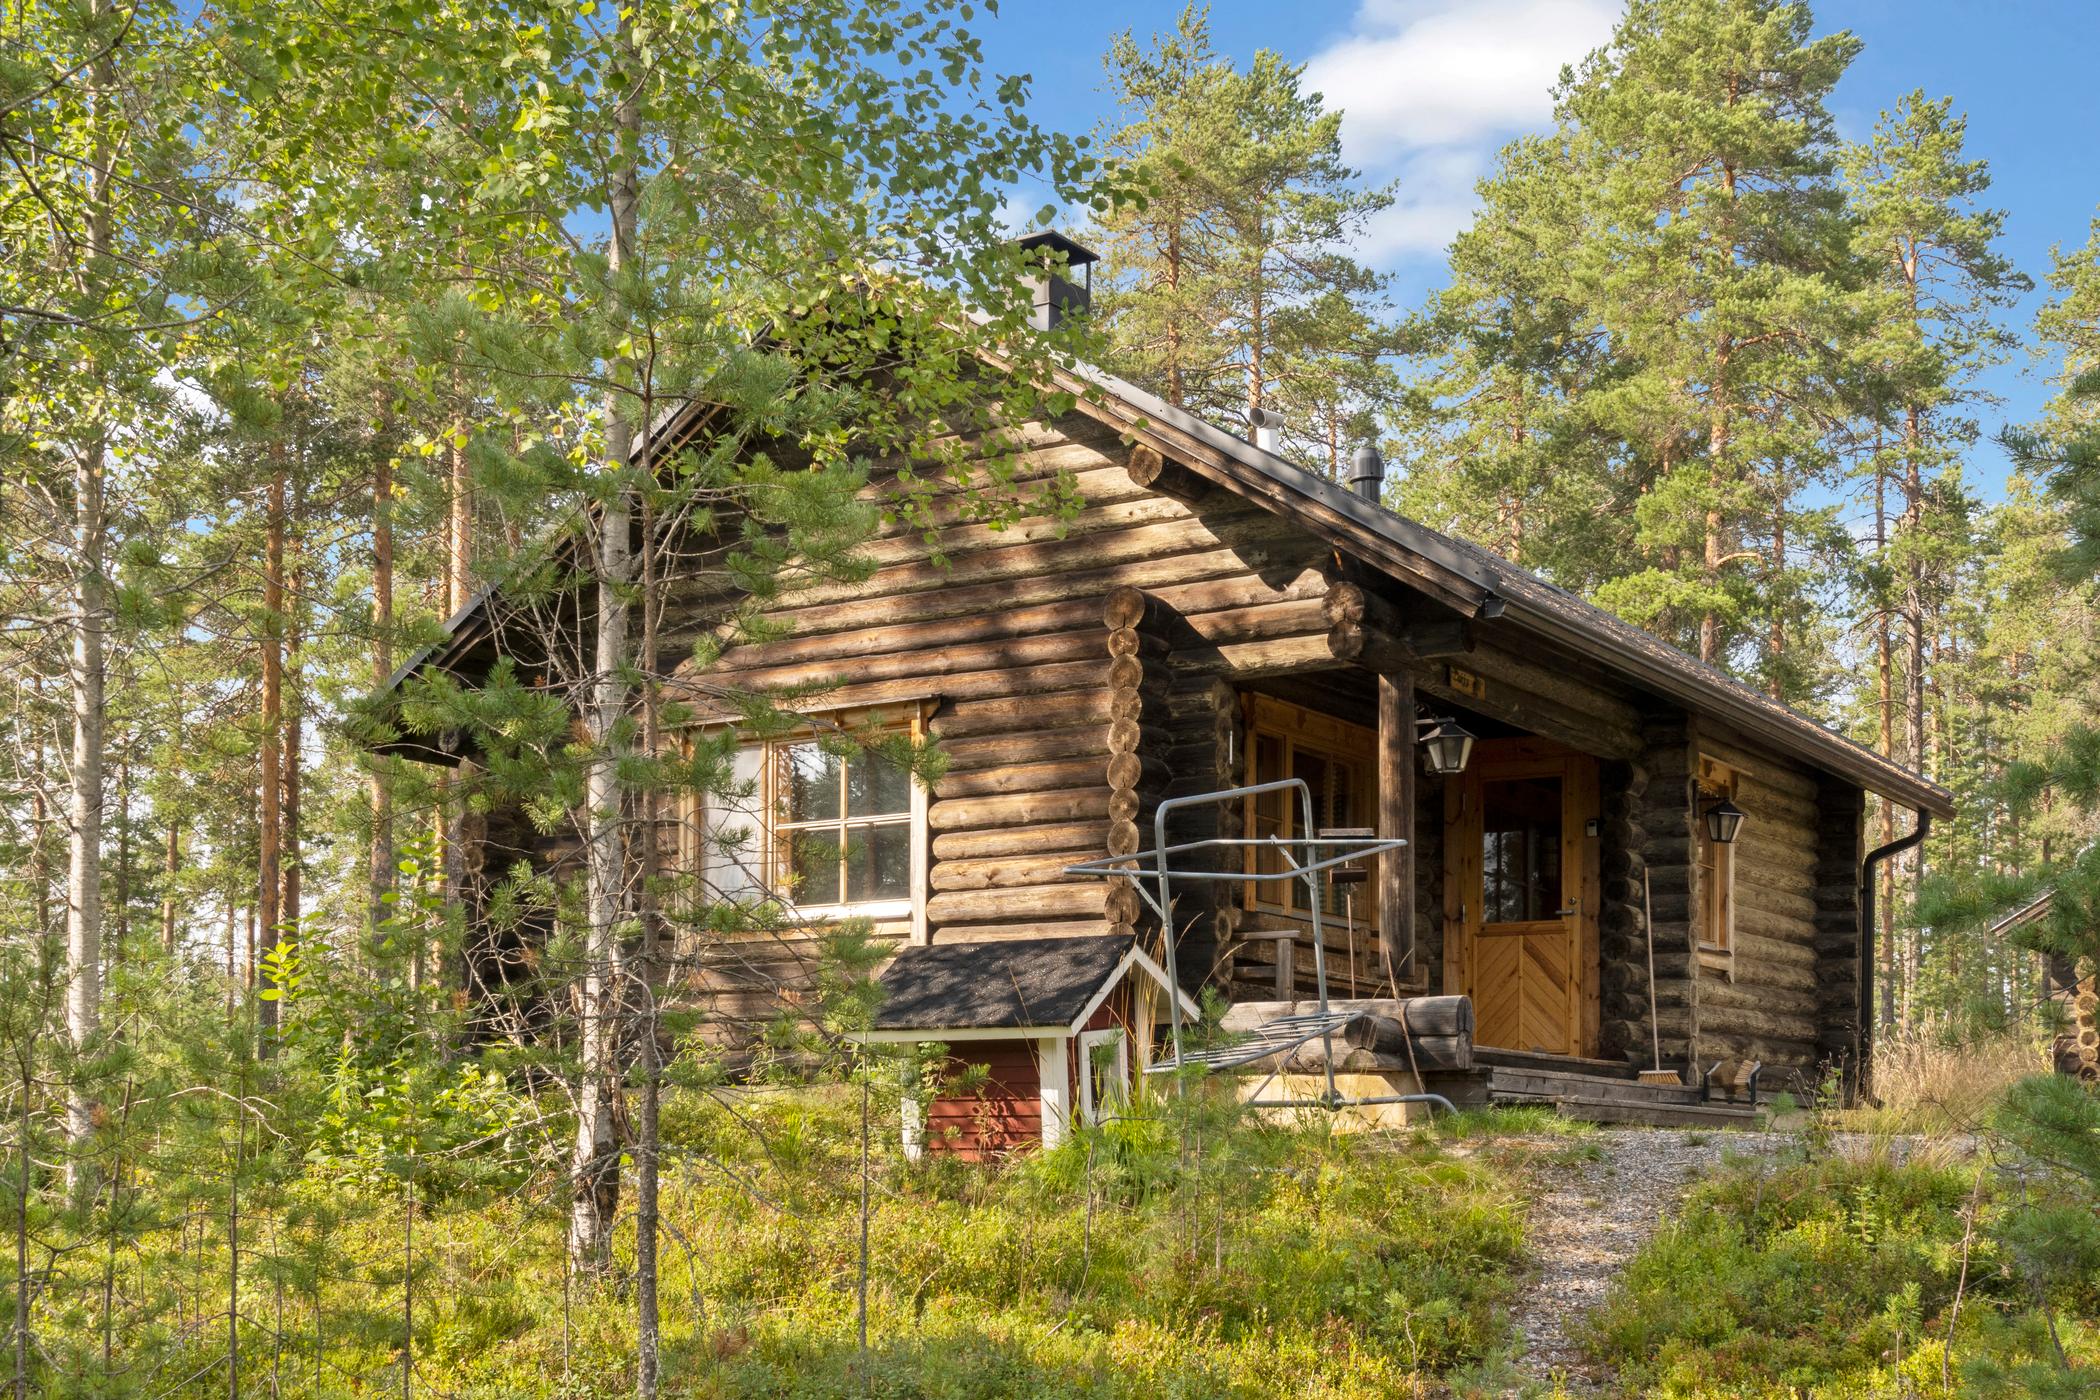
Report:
869,935,1133,1032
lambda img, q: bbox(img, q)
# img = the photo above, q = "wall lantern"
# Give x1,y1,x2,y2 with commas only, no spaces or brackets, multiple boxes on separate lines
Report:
1704,797,1747,846
1418,715,1476,777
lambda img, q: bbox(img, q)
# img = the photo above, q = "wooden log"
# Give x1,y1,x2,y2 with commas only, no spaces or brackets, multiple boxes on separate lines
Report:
1106,819,1142,857
925,884,1110,924
1181,597,1334,647
1378,671,1416,983
776,514,1304,611
1693,731,1821,800
1218,999,1475,1073
1412,661,1643,760
1108,685,1170,725
755,541,1318,642
1102,585,1152,631
703,658,1108,716
853,494,1219,570
930,854,1105,893
1105,626,1167,660
1201,634,1335,678
852,461,1144,528
932,820,1113,861
1298,1035,1472,1074
941,726,1123,772
710,594,1104,672
1150,569,1332,619
708,627,1108,693
1106,750,1173,793
929,788,1113,831
931,690,1112,739
933,919,1116,942
935,757,1117,801
1221,995,1473,1040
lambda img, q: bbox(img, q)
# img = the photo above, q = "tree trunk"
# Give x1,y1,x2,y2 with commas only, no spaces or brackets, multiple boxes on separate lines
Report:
1767,507,1785,700
568,4,643,1279
65,431,107,1198
160,818,180,956
1164,212,1184,409
256,456,284,1053
439,324,474,993
283,476,303,942
64,0,121,1203
114,757,130,966
1874,448,1896,1031
1700,155,1738,667
370,431,396,934
634,491,663,1400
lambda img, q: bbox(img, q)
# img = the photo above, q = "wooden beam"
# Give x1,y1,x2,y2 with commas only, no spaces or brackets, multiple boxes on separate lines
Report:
1378,672,1416,986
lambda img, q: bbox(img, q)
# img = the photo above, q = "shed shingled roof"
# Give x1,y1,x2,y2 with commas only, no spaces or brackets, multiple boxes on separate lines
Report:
869,935,1134,1032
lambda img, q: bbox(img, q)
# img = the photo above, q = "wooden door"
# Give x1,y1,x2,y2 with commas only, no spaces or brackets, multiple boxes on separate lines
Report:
1444,741,1599,1056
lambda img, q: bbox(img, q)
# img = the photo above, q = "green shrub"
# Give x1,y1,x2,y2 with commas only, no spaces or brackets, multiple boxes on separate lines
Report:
1584,1149,2100,1398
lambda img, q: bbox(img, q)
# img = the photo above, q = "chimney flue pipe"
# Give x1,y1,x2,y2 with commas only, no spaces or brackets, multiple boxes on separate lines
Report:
1350,443,1385,502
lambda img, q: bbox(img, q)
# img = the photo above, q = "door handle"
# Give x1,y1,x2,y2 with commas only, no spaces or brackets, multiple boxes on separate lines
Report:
1555,905,1579,917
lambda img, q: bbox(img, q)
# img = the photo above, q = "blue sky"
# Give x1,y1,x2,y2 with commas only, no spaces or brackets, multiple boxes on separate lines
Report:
973,0,2100,505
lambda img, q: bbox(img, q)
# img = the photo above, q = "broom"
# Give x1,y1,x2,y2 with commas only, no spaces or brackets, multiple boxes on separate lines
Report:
1636,867,1681,1086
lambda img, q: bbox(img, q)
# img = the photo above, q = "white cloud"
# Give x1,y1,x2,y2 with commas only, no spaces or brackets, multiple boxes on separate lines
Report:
1303,0,1616,262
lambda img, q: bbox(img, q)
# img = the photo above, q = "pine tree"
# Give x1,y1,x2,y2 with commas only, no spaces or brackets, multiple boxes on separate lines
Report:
1092,5,1396,467
1397,132,1633,581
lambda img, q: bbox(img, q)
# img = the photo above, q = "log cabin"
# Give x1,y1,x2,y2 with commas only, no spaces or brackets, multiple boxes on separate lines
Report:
377,234,1953,1119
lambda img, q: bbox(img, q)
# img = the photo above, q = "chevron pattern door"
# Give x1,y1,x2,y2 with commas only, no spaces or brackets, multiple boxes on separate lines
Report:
1444,741,1599,1057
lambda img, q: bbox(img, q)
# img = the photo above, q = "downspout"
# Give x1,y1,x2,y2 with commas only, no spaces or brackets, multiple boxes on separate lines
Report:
1856,808,1930,1100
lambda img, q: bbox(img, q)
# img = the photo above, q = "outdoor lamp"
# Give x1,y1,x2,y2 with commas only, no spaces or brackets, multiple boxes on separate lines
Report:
1704,797,1746,845
1419,716,1476,777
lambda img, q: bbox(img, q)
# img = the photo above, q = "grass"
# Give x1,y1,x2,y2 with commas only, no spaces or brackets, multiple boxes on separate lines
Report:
1841,1022,2052,1136
1581,1139,2100,1398
58,1084,1534,1398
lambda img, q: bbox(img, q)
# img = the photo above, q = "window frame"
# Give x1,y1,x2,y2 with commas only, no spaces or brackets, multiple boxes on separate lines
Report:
686,705,930,942
1239,694,1379,929
1076,1027,1128,1126
1694,755,1738,959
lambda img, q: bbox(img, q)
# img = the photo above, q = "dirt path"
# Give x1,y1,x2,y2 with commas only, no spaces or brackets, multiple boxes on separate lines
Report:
1503,1128,1780,1395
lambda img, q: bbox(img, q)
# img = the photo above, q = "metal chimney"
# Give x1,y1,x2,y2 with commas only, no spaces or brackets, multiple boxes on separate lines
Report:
1349,443,1386,502
1016,230,1097,331
1250,405,1282,454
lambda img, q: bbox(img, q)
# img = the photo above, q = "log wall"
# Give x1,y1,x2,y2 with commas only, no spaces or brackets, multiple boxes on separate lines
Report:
1597,714,1696,1067
1690,724,1863,1089
671,412,1334,961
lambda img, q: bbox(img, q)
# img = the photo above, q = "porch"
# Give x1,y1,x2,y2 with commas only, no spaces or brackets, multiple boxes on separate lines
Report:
1214,993,1764,1129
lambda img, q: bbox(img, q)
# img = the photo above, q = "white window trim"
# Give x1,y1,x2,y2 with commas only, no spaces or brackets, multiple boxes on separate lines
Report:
1076,1027,1128,1126
692,707,930,937
1037,1036,1071,1149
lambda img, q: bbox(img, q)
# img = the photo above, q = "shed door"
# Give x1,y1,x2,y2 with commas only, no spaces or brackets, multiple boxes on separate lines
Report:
1445,742,1598,1056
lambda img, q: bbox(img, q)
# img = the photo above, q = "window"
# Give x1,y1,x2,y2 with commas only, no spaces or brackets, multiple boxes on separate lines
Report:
1695,756,1737,954
691,710,927,933
1241,695,1377,926
1077,1028,1127,1125
1481,775,1562,924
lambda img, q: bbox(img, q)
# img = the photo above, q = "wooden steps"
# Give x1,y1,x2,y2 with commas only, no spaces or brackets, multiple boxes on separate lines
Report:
1481,1062,1758,1129
1553,1097,1760,1129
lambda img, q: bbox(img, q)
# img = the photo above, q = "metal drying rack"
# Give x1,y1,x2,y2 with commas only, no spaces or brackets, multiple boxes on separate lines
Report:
1065,778,1456,1116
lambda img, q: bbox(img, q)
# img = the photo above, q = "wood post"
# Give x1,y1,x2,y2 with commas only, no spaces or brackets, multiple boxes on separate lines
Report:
1378,672,1416,987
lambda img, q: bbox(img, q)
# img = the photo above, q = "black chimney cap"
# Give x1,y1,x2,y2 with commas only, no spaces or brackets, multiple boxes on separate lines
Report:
1349,443,1386,502
1017,230,1099,266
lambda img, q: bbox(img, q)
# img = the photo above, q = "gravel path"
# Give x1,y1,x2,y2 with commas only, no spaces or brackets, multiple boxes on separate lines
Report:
1504,1128,1782,1395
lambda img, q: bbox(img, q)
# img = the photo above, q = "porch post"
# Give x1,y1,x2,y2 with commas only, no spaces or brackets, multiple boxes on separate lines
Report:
1377,672,1416,986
